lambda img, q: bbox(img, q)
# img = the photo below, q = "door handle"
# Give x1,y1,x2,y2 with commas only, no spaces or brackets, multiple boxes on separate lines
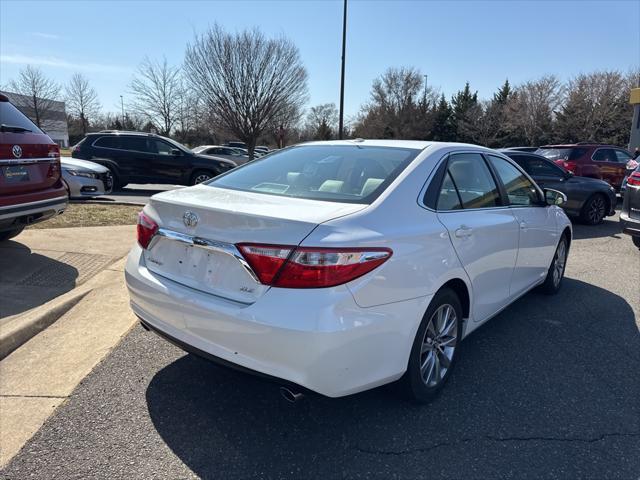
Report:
520,221,527,230
454,225,473,238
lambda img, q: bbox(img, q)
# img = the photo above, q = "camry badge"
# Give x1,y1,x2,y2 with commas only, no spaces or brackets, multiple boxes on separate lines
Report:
183,211,199,228
12,145,22,158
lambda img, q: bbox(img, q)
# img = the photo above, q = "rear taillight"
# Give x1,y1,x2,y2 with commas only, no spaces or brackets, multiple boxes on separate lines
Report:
46,159,61,178
563,161,577,172
627,172,640,187
48,144,60,158
137,211,159,249
237,244,392,288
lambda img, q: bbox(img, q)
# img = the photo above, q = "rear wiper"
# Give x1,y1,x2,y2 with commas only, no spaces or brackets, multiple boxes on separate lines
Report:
0,124,32,133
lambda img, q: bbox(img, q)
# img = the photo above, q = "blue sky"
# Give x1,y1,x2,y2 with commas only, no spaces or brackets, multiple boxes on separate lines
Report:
1,0,638,121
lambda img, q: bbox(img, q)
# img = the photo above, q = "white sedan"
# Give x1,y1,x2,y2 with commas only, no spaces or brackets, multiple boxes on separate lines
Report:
61,157,113,198
125,140,571,402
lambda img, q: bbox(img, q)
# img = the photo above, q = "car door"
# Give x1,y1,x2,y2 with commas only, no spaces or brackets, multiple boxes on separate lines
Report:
148,138,187,183
592,148,624,188
487,154,559,296
117,136,158,182
435,152,519,323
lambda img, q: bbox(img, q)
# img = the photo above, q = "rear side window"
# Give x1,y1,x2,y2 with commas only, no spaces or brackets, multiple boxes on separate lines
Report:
537,147,587,161
93,136,121,149
614,150,632,163
120,136,149,152
442,153,500,209
592,149,617,162
488,155,540,206
515,155,565,177
208,145,419,204
0,101,42,133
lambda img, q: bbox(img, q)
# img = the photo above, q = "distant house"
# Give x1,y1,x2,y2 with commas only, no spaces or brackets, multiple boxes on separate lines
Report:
0,90,70,148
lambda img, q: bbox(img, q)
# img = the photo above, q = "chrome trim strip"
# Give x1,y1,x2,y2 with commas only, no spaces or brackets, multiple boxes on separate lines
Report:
148,228,260,284
0,195,68,211
0,157,57,165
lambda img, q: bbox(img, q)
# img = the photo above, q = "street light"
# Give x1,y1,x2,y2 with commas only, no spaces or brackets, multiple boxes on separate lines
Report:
338,0,347,140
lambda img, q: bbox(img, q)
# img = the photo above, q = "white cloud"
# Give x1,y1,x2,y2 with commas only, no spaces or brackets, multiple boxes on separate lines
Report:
0,54,130,73
31,32,60,40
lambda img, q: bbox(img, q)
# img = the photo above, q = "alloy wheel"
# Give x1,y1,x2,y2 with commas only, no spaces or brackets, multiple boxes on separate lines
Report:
552,239,567,287
587,196,606,224
419,304,458,387
193,173,212,184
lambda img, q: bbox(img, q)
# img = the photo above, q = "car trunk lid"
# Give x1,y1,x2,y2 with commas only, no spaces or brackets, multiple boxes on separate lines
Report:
143,184,367,303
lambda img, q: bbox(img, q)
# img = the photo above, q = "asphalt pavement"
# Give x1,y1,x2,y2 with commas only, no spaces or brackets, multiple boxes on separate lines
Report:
1,213,638,479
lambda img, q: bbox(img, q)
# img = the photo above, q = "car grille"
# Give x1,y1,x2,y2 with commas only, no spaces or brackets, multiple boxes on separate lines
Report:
98,172,113,193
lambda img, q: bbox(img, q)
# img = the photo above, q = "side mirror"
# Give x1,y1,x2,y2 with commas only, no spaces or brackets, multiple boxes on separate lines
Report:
171,149,182,156
544,188,567,207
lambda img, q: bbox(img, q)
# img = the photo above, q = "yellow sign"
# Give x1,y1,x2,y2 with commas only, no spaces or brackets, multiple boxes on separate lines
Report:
630,88,640,105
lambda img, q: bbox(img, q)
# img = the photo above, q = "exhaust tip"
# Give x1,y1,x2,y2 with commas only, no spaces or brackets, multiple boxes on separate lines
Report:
279,386,304,403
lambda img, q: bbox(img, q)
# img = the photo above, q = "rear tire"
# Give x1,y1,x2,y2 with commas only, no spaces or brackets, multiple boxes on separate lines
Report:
580,194,607,225
401,288,462,403
539,234,569,295
0,226,25,242
632,236,640,249
190,170,217,185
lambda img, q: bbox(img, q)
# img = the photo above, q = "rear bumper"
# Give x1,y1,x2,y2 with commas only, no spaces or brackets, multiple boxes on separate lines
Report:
125,244,429,397
620,211,640,237
0,194,67,230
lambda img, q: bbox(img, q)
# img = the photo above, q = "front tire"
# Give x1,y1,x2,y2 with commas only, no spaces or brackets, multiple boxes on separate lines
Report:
580,193,607,225
401,288,462,403
0,226,25,242
539,234,569,295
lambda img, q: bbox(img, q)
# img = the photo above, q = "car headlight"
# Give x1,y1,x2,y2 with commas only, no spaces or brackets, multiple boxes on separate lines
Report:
65,169,97,179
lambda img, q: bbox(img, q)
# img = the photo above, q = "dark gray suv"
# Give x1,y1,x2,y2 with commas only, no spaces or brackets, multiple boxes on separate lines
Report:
72,131,236,189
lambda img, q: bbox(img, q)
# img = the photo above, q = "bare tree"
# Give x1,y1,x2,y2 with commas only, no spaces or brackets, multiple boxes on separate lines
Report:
184,25,308,158
305,103,338,140
7,65,61,128
65,73,101,135
129,57,182,136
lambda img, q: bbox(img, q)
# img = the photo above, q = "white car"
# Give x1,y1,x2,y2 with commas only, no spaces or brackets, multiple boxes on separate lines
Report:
192,145,250,165
61,157,113,198
125,140,571,402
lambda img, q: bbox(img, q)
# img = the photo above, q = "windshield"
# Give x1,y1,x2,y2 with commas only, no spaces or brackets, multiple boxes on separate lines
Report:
192,146,208,154
536,147,587,161
208,144,420,204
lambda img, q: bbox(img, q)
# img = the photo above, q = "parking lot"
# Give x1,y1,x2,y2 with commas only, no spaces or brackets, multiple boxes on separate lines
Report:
1,212,638,479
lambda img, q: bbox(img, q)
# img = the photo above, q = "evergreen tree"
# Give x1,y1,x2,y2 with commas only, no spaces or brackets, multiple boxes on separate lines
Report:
431,95,455,141
493,79,511,105
451,82,479,142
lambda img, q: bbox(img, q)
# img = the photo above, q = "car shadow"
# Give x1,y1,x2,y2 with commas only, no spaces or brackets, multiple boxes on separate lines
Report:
145,278,639,478
0,241,79,318
571,216,623,240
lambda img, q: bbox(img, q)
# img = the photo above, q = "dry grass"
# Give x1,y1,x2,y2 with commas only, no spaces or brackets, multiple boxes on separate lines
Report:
30,204,141,229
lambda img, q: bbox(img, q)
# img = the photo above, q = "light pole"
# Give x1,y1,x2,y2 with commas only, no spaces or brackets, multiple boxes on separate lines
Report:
120,95,125,128
423,74,428,106
338,0,347,139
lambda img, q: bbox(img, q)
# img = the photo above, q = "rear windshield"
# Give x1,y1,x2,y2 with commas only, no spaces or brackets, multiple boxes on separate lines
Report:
0,101,42,134
208,145,420,204
536,147,587,161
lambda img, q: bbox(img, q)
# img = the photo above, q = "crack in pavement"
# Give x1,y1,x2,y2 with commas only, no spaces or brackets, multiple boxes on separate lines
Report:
353,432,640,456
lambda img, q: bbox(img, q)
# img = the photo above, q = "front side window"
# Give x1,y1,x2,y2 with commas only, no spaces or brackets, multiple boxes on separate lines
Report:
444,153,500,209
208,145,419,204
489,155,540,206
152,140,173,155
517,156,565,177
592,149,616,162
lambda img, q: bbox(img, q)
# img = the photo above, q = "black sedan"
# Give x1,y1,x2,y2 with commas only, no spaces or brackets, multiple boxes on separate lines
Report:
501,150,617,225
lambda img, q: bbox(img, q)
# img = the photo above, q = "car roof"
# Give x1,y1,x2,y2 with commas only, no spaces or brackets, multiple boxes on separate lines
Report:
298,139,486,151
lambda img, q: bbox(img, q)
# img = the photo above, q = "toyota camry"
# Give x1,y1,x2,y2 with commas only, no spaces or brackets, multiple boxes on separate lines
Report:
125,140,572,402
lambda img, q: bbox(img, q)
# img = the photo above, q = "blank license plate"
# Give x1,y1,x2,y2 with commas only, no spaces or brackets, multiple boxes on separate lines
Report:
3,165,30,183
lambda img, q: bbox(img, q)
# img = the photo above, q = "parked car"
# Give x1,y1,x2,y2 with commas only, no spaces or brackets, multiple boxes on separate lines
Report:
125,140,572,402
0,93,67,241
192,145,250,165
620,157,639,195
502,150,616,225
620,163,640,249
61,157,113,199
226,141,246,149
536,143,633,190
72,131,236,189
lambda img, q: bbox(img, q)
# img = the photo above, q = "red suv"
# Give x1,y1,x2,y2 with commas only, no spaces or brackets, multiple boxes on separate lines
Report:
0,94,67,241
537,143,633,190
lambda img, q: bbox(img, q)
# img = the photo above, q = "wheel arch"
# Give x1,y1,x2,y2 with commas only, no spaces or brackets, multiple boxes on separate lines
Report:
438,278,470,321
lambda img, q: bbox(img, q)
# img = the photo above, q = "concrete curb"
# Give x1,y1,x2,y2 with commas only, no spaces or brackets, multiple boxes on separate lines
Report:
0,255,129,360
0,290,90,360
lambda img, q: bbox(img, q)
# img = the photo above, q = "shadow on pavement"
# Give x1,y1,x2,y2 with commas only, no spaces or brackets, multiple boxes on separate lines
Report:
145,278,639,478
571,217,624,240
0,241,79,318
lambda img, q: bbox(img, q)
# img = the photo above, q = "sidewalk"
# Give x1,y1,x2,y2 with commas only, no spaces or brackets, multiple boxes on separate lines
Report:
0,226,139,467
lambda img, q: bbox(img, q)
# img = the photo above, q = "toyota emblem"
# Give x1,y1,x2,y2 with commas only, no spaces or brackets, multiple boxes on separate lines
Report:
11,145,22,158
183,211,199,228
